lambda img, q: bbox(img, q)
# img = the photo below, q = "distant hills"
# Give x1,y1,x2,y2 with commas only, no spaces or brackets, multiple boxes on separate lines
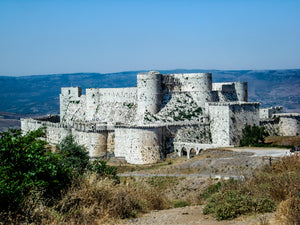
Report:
0,69,299,116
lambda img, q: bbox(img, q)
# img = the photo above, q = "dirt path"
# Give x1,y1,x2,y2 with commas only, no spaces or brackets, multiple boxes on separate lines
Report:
117,148,287,225
227,147,290,157
123,205,272,225
119,173,241,180
118,148,290,179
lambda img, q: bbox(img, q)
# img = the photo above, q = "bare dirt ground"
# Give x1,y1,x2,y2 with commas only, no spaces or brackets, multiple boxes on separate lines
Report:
118,147,290,179
123,205,274,225
115,147,290,225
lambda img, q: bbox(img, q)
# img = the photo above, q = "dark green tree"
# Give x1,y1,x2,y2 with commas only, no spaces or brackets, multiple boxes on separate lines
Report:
55,134,89,175
0,128,71,210
240,124,269,146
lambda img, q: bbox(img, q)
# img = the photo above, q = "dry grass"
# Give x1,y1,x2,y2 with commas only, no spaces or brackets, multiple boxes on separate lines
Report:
2,153,299,224
1,172,169,225
247,155,300,202
53,173,169,224
202,155,300,221
265,136,300,147
274,197,300,225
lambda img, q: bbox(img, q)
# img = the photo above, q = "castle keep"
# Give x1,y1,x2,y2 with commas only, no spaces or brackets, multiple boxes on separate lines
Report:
21,71,300,164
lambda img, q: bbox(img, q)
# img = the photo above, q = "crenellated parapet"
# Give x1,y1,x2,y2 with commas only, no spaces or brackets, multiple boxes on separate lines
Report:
212,82,248,102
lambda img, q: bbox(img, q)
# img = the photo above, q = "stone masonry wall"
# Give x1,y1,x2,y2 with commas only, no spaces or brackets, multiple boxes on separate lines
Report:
60,87,82,121
174,124,212,144
207,104,231,146
275,113,300,136
21,118,111,158
207,102,259,146
72,129,109,158
115,127,162,164
228,103,260,145
61,87,137,125
86,87,137,124
259,107,283,119
212,82,248,102
62,95,86,126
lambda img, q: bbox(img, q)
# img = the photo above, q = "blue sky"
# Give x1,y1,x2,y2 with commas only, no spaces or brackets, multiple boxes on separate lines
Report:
0,0,300,76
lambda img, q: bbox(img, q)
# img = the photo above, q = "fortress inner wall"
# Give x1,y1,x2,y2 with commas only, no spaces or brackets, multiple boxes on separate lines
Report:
60,87,82,121
115,127,162,164
228,103,260,145
86,87,137,124
275,113,300,136
71,129,109,158
61,95,86,126
207,102,260,146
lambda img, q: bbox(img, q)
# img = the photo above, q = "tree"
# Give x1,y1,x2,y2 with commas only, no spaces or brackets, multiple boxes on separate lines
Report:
240,124,269,146
55,134,89,175
0,128,71,210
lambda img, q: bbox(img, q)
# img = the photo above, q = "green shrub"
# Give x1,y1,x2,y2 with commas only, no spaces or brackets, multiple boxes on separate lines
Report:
204,190,253,220
240,124,269,146
0,128,71,211
87,160,119,182
203,190,276,220
201,182,222,200
253,195,276,213
172,200,190,208
56,134,89,175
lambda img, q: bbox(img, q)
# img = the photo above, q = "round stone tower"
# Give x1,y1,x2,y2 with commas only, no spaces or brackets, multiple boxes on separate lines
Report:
137,71,162,118
234,82,248,102
180,73,213,107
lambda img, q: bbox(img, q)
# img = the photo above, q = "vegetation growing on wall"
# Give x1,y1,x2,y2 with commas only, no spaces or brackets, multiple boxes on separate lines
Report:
123,102,135,109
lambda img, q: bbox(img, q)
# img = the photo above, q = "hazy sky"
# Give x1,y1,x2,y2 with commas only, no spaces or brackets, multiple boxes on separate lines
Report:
0,0,300,76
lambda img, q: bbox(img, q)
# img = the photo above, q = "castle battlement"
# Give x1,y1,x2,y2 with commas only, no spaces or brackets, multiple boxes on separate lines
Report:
21,71,299,164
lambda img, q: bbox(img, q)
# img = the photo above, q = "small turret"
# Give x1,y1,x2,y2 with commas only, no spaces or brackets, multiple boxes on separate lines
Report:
234,82,248,102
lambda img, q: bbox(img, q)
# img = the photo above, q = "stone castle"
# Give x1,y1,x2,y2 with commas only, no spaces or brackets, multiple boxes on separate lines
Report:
21,71,300,164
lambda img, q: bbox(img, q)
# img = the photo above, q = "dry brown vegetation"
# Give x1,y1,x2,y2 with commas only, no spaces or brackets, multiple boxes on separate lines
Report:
2,173,169,224
2,151,299,224
202,154,300,222
265,135,300,147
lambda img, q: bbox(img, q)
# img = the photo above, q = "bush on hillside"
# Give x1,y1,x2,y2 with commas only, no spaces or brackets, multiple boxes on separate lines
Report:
55,134,89,175
0,128,71,211
203,190,275,220
87,160,119,182
202,155,300,221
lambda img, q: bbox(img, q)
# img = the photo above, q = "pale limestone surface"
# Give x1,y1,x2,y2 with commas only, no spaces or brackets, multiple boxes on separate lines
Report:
21,71,298,164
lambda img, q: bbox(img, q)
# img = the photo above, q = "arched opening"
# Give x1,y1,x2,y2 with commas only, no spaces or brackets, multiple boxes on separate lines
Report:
182,147,187,156
196,148,203,155
190,148,196,158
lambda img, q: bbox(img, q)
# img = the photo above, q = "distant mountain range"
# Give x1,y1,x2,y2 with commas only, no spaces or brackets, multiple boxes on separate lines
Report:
1,69,299,116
